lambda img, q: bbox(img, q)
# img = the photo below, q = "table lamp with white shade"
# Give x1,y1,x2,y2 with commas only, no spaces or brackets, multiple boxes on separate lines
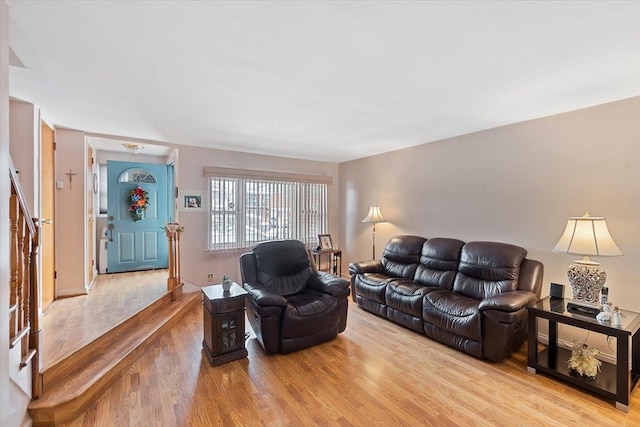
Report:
553,211,622,313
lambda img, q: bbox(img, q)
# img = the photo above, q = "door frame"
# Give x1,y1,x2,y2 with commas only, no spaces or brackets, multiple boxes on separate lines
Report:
86,141,96,289
87,136,177,276
106,160,170,273
40,119,55,311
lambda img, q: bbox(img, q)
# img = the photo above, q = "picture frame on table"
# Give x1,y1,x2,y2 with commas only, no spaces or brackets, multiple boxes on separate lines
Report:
318,234,333,251
179,190,206,212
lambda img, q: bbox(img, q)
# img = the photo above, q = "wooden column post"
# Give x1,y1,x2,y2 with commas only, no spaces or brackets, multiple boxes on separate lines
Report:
165,223,184,301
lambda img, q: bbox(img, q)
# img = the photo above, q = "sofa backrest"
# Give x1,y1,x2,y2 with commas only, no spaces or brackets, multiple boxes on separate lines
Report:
414,238,465,290
250,239,312,296
453,241,527,300
517,258,544,297
381,235,426,279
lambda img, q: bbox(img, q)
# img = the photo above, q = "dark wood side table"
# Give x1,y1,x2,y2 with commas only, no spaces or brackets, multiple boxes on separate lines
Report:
527,296,640,412
312,249,342,276
201,283,248,366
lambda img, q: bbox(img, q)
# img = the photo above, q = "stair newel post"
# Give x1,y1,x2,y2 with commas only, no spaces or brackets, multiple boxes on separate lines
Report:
166,227,175,295
30,219,42,398
165,223,184,301
176,226,181,289
19,212,29,358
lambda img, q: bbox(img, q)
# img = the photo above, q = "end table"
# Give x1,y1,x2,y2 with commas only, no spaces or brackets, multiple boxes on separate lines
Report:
527,296,640,411
201,282,248,366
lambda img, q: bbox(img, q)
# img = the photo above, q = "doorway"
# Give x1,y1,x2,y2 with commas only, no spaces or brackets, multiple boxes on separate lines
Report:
106,160,170,273
41,121,55,310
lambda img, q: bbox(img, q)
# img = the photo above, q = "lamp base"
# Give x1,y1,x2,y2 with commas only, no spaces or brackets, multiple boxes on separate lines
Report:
567,299,601,317
567,261,606,305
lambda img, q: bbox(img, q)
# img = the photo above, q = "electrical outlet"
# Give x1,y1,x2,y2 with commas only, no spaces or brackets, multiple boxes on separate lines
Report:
207,273,214,283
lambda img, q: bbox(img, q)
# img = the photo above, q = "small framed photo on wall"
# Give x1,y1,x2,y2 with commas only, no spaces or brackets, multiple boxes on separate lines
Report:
179,190,206,212
318,234,333,251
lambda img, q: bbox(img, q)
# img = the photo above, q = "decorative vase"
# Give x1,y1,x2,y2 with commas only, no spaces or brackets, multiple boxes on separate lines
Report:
222,276,232,292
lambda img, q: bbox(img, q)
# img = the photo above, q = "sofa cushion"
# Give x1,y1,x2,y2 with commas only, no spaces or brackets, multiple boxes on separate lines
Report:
453,241,527,301
353,273,393,304
381,235,425,279
281,290,338,339
423,290,482,342
385,279,437,318
414,238,464,290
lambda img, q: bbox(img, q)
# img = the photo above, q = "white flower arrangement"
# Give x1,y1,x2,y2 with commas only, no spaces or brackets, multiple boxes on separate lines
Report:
567,340,601,378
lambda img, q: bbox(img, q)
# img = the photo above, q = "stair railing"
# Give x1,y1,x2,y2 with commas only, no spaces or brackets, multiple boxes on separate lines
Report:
8,156,42,398
165,222,184,301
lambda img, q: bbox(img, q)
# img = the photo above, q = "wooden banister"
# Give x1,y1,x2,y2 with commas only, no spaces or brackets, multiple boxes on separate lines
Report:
9,158,36,236
8,156,42,399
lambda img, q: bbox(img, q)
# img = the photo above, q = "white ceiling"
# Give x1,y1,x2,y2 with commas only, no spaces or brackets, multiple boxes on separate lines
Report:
7,1,640,163
87,136,173,157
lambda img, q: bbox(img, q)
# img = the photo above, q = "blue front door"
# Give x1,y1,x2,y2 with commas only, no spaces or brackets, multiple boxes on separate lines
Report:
107,160,169,273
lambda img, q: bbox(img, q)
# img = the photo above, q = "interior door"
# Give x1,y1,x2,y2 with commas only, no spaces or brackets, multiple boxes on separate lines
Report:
106,160,169,273
40,122,55,309
86,144,94,284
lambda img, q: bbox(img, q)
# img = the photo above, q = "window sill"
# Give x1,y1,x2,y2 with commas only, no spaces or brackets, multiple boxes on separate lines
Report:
205,248,249,256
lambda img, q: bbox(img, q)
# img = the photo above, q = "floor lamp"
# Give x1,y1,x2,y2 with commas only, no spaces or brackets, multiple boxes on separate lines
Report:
362,204,385,259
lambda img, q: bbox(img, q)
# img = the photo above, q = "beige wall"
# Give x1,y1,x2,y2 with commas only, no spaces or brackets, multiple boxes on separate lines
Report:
339,96,640,360
55,128,87,296
175,145,339,287
339,96,640,312
9,100,38,215
0,1,12,424
2,2,32,426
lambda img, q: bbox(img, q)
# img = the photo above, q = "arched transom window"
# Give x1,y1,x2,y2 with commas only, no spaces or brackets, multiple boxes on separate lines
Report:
117,168,157,184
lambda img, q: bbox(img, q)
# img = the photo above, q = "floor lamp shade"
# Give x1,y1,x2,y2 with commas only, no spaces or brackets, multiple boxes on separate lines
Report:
362,204,385,259
552,212,622,306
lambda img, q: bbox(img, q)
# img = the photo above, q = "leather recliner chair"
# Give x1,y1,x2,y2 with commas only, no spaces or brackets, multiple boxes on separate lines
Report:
240,240,350,354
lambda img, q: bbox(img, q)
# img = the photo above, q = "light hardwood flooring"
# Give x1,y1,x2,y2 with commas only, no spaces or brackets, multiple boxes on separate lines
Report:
59,300,640,426
42,270,169,368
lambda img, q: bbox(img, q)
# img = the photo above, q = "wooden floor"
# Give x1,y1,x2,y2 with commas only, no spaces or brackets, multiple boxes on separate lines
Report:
58,300,640,426
42,270,169,368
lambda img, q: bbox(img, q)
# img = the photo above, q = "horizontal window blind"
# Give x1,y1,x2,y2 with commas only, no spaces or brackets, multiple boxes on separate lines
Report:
209,175,328,251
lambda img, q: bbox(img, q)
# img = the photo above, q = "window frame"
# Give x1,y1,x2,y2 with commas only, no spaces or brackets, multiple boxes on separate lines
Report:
206,169,330,252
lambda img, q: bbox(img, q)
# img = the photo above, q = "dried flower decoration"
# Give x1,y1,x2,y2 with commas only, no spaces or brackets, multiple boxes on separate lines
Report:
567,340,601,378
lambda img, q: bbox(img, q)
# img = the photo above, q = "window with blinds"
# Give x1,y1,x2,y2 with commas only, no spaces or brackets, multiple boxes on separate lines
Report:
209,176,328,251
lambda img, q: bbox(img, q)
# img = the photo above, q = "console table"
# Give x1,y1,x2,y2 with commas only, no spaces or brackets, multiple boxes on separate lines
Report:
312,249,342,276
527,296,640,411
201,283,248,366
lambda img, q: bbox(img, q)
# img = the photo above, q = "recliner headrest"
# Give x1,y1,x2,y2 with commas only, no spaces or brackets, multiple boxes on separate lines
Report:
252,240,311,276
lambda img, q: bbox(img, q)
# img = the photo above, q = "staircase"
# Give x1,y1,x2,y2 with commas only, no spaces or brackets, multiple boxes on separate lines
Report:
28,290,200,426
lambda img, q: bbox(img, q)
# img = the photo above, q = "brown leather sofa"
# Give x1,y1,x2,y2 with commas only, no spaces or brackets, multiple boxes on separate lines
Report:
240,240,350,354
349,235,543,362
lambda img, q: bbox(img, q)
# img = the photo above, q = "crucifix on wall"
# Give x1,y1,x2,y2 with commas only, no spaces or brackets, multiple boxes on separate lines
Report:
65,169,77,190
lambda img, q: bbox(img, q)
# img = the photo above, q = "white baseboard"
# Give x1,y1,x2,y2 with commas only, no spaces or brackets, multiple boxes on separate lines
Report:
56,288,88,298
182,281,201,293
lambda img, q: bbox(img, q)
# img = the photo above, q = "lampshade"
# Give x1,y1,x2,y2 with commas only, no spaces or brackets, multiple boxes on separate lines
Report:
362,205,385,223
552,212,622,257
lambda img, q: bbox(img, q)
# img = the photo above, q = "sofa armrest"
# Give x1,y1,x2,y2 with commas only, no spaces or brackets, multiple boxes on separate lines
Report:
243,282,288,308
308,271,350,298
478,290,538,312
349,260,384,276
